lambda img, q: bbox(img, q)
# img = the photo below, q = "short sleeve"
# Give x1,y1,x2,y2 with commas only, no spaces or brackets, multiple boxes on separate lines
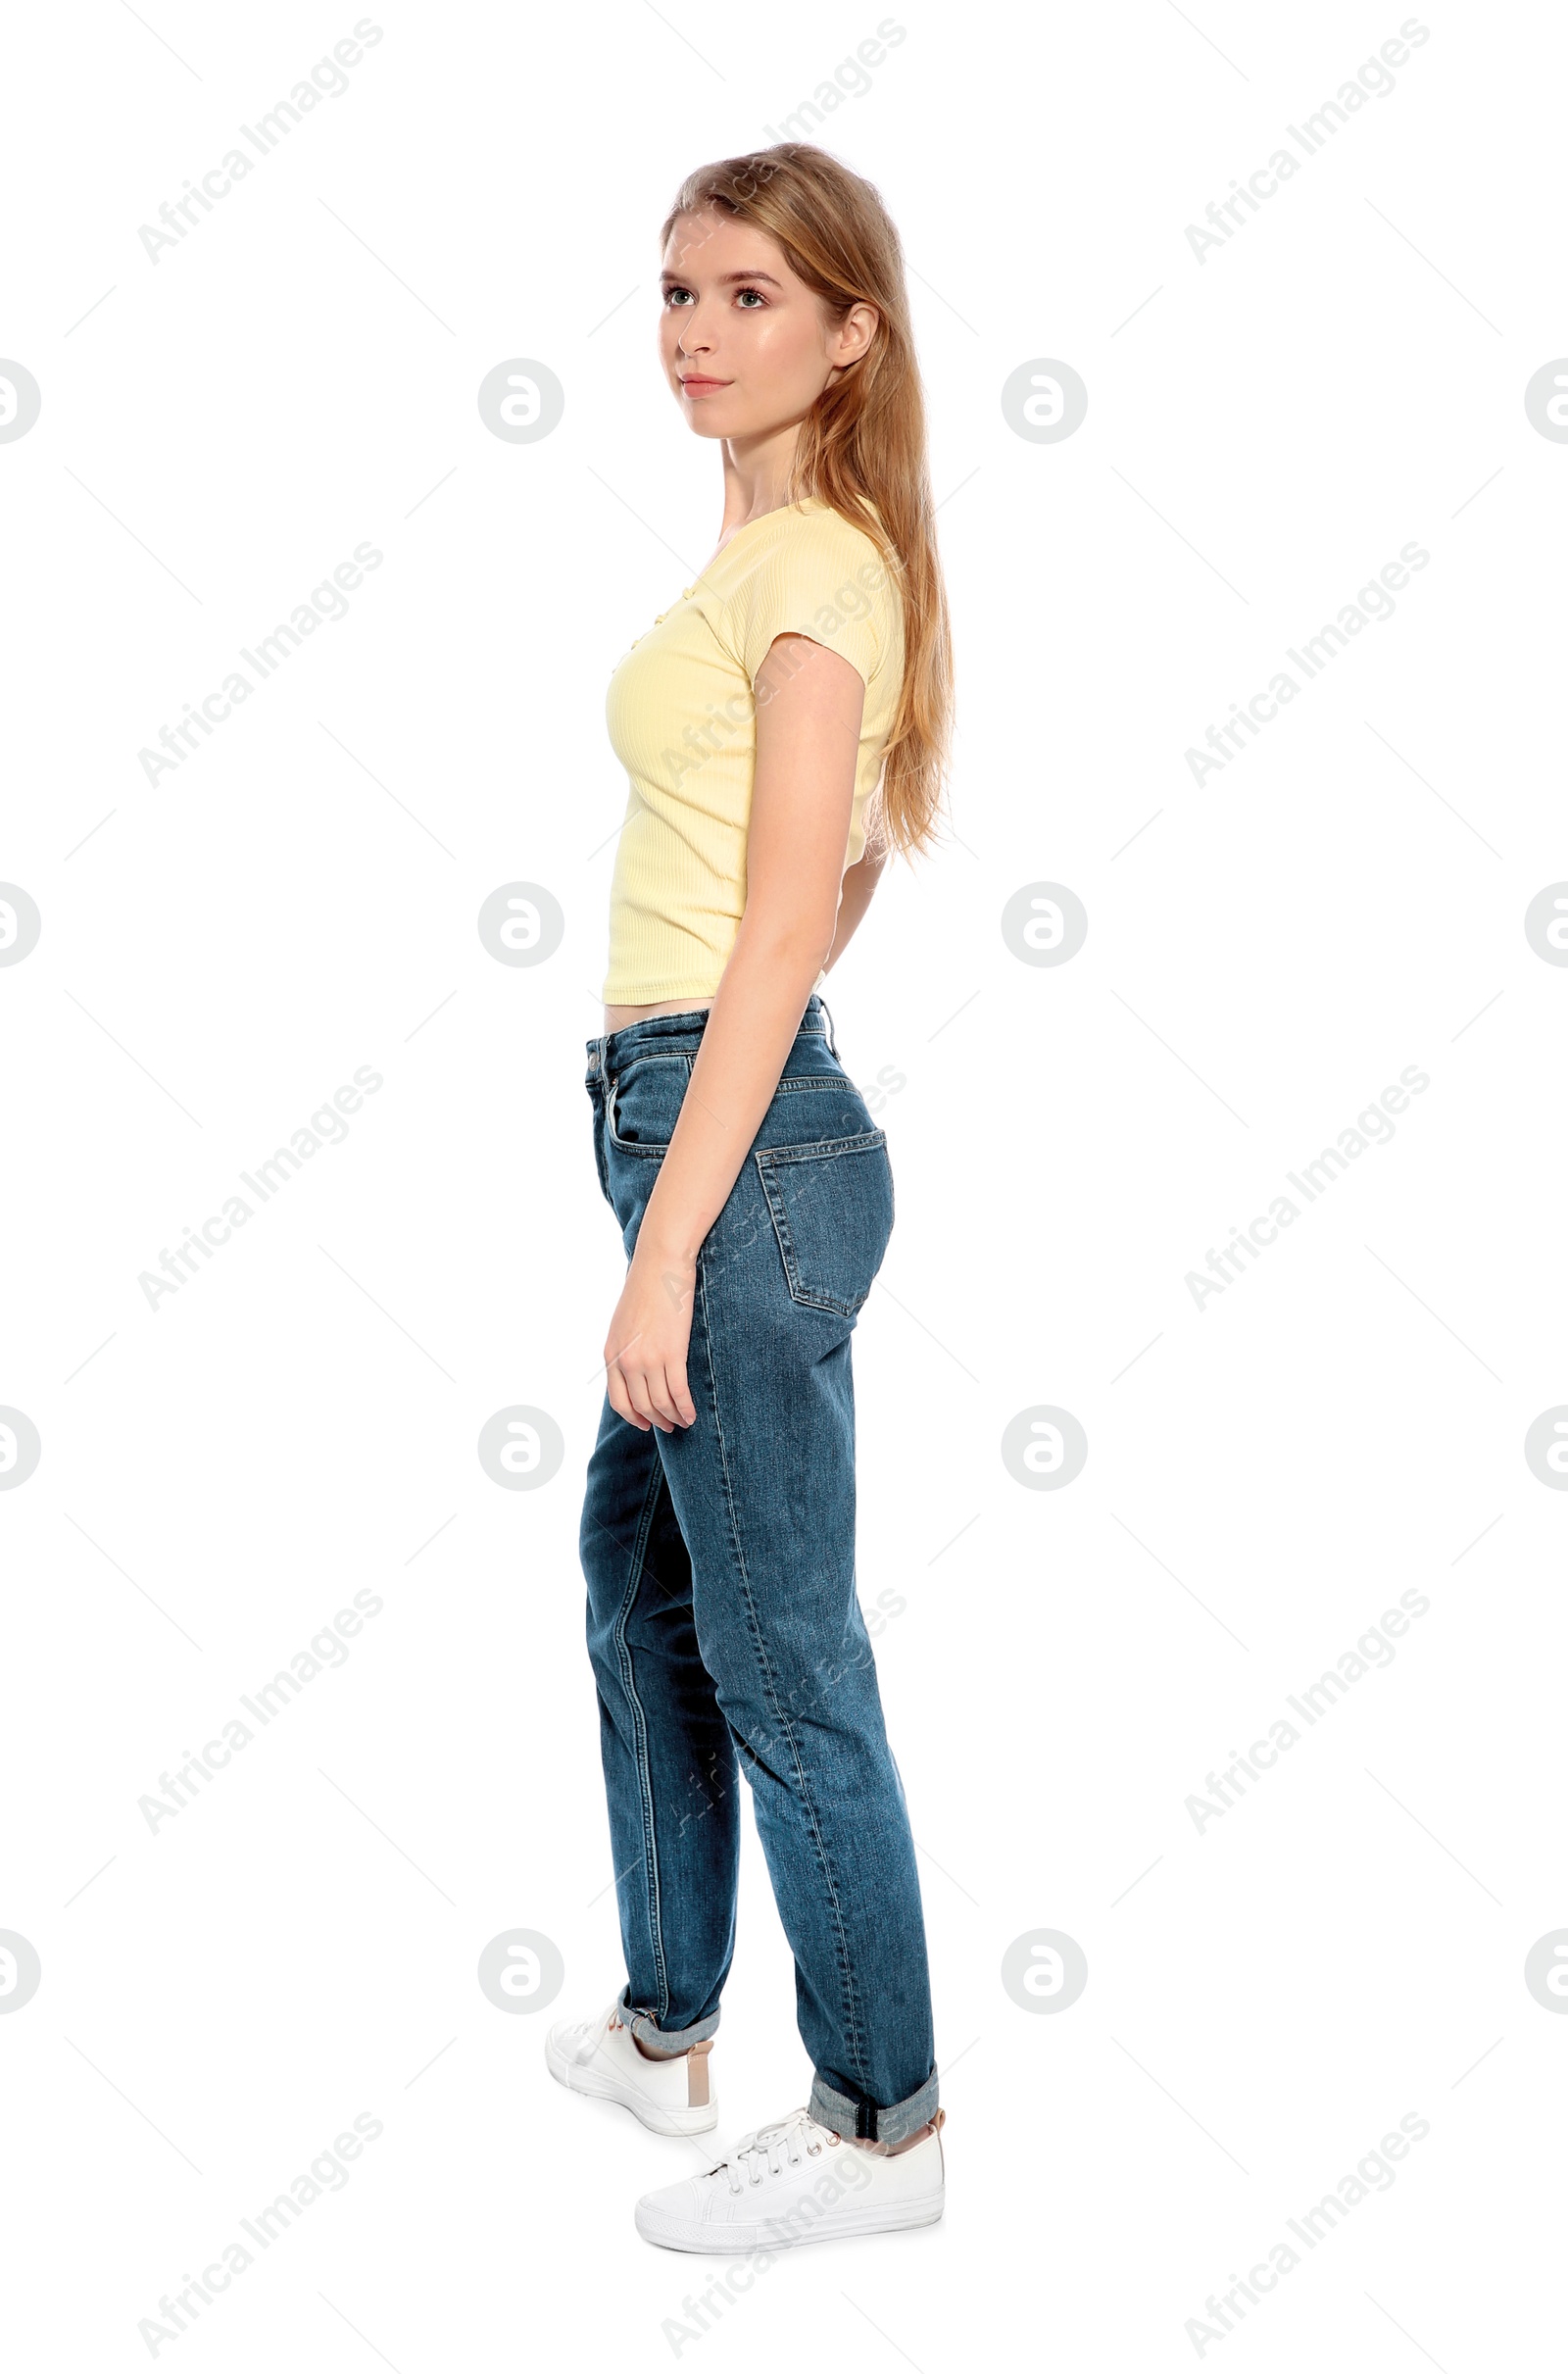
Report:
729,514,893,691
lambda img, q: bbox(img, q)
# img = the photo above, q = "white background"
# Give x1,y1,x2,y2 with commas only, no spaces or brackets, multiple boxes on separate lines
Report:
3,1,1563,2364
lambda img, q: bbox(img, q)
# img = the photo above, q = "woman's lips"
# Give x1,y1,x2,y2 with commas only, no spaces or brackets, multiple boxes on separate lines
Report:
679,376,730,396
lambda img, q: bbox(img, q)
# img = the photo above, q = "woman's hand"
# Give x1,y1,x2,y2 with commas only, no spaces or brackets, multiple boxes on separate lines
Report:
604,1237,699,1432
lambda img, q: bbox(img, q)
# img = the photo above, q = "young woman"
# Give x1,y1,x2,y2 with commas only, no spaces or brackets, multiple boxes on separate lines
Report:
546,143,954,2252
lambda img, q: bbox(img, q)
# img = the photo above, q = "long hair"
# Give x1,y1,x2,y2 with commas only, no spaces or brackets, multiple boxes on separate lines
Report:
660,145,954,858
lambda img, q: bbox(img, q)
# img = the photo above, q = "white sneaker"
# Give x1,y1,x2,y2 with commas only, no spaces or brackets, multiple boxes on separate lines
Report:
545,1997,717,2136
634,2106,945,2252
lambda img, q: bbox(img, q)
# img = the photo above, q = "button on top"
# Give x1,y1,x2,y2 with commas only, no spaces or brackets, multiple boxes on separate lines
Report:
651,588,695,629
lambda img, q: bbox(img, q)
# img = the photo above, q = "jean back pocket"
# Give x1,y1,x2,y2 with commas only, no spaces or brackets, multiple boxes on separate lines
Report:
754,1130,893,1317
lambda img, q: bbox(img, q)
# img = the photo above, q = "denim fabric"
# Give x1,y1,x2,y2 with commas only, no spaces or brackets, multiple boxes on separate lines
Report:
578,995,939,2147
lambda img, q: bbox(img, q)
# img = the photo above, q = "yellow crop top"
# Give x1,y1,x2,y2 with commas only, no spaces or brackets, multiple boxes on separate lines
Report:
601,495,906,1004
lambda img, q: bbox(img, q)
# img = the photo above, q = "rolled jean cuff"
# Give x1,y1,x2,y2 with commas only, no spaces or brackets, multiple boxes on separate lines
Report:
619,1989,720,2060
808,2065,940,2149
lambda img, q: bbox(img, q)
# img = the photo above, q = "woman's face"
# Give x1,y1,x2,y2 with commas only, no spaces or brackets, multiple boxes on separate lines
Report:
659,207,876,443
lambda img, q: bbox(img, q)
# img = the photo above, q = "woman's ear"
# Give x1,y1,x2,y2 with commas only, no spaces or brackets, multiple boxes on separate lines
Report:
831,303,880,373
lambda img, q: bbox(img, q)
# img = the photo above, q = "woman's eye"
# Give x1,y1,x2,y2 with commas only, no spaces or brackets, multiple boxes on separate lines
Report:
736,288,765,308
663,287,693,307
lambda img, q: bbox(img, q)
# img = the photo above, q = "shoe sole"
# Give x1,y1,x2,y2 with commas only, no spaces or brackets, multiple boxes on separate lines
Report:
545,2033,718,2136
634,2191,944,2252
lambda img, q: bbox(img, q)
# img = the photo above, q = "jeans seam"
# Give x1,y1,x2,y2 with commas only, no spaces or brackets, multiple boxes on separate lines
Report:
808,2065,940,2145
611,1453,675,2023
755,1129,887,1165
694,1241,872,2096
587,1089,612,1206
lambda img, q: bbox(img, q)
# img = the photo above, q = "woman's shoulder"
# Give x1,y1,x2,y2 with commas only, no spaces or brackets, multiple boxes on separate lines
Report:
728,497,900,612
712,494,904,686
764,495,892,569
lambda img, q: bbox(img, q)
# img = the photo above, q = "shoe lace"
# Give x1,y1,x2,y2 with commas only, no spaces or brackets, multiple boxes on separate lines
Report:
564,1998,628,2062
710,2109,836,2196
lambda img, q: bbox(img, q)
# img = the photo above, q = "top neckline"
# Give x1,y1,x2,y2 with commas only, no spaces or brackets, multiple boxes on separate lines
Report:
631,498,838,642
695,494,825,585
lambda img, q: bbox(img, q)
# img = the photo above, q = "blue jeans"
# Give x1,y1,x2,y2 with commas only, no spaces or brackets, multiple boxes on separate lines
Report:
578,995,939,2147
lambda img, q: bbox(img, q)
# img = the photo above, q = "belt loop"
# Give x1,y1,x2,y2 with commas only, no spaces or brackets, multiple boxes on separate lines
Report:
817,993,840,1060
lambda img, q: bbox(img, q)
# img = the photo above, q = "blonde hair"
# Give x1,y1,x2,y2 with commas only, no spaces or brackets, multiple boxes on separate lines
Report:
661,144,954,857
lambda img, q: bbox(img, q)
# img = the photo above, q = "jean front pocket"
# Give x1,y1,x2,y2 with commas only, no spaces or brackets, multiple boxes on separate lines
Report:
754,1129,894,1317
605,1053,693,1155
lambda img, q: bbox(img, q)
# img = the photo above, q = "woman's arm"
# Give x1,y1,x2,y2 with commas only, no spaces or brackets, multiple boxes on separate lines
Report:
603,631,865,1432
825,844,886,970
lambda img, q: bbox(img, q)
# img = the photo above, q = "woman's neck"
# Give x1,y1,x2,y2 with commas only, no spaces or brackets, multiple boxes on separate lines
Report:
715,427,803,539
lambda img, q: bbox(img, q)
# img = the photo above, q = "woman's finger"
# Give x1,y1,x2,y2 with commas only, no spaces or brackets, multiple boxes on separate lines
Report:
665,1359,697,1427
642,1370,682,1429
625,1363,672,1433
607,1359,649,1431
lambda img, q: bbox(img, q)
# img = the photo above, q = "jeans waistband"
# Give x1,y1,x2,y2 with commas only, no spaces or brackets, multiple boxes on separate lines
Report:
586,992,834,1077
